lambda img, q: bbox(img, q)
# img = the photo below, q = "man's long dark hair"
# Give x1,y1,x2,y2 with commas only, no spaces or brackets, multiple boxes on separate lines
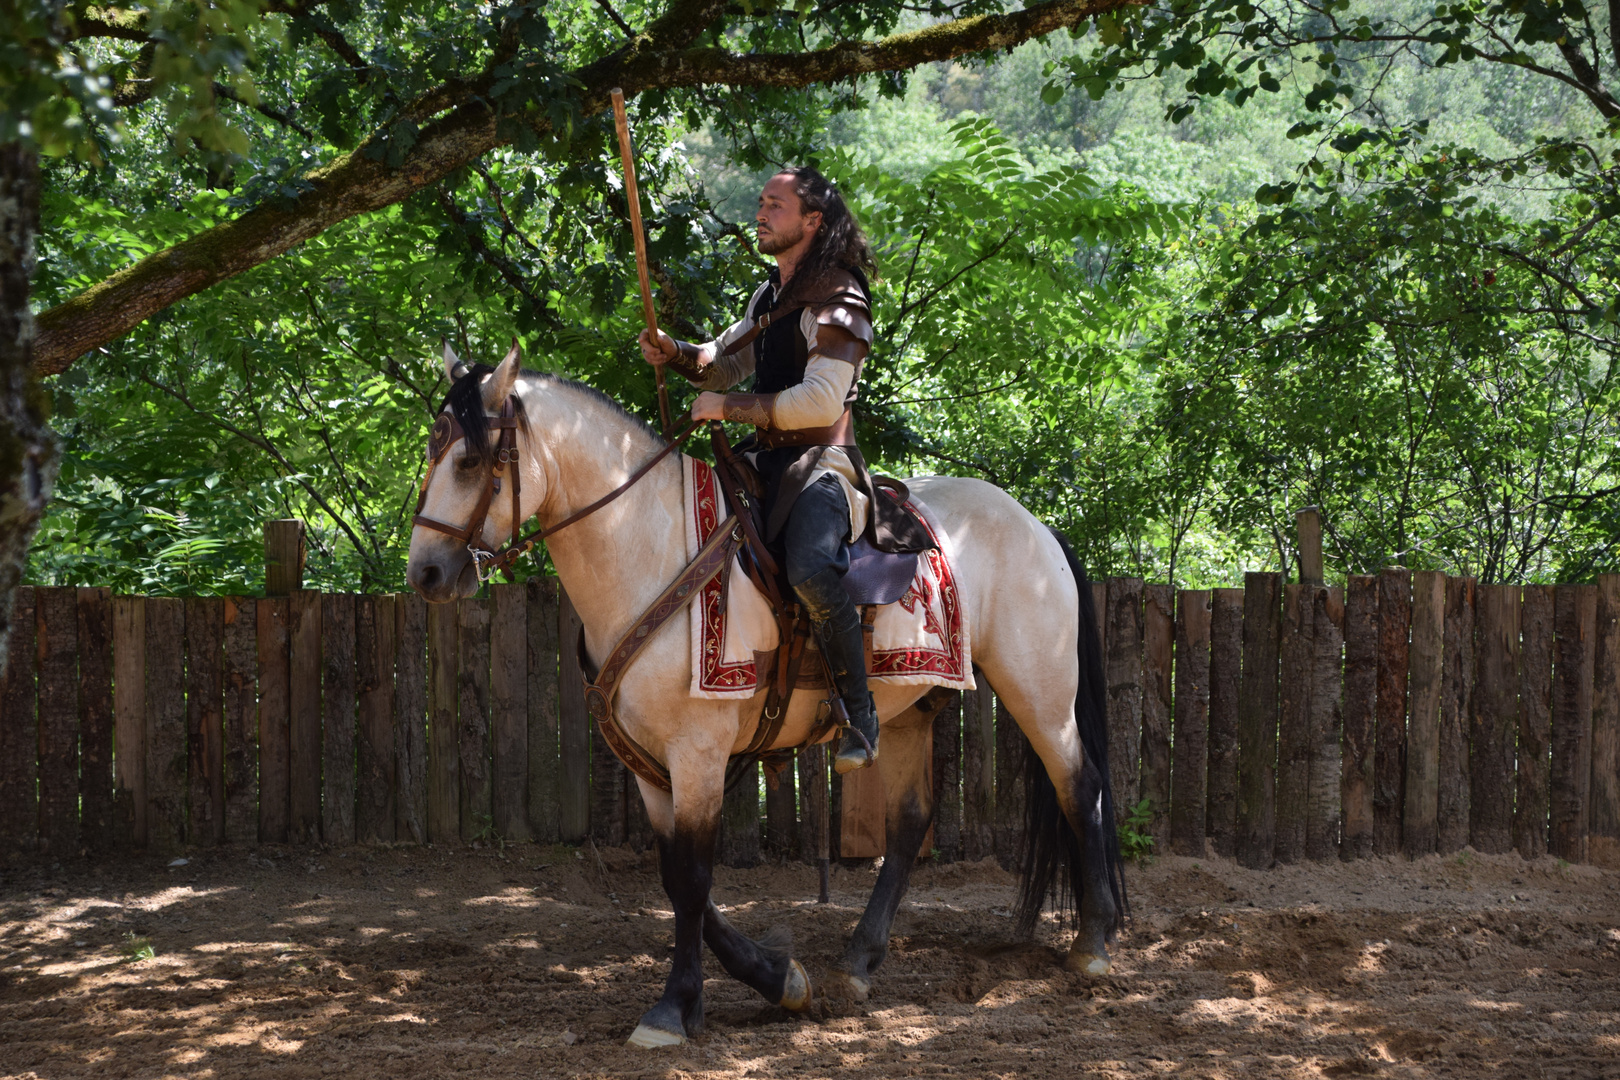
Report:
777,166,876,298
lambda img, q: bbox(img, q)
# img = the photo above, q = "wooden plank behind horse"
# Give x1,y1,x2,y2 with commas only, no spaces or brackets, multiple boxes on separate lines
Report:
288,590,323,844
145,597,187,849
77,587,115,852
1592,575,1620,860
256,597,291,844
1437,577,1475,854
1404,571,1445,856
993,694,1025,868
798,744,830,881
426,600,459,844
321,593,357,846
1515,585,1553,859
932,692,963,862
1306,585,1344,861
765,757,796,861
1373,567,1410,856
1236,572,1281,869
0,587,37,854
112,595,145,847
591,717,629,847
1472,584,1520,855
490,583,530,843
1275,583,1312,865
457,597,493,844
359,594,398,844
1140,583,1173,846
36,587,79,857
1170,590,1210,857
722,761,761,866
223,598,258,845
395,594,429,845
1206,588,1242,858
1549,584,1596,862
1340,575,1377,860
558,589,588,843
526,578,561,843
960,683,994,861
1104,577,1144,828
183,597,224,846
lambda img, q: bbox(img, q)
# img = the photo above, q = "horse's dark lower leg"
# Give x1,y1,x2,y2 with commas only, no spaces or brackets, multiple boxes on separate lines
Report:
1064,757,1119,974
630,823,716,1046
703,902,812,1009
842,709,938,991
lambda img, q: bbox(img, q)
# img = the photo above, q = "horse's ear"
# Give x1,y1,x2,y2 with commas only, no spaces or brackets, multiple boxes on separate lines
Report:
442,341,469,382
484,337,522,406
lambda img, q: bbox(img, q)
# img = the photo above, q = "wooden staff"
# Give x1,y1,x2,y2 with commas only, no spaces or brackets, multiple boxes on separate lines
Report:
610,87,672,439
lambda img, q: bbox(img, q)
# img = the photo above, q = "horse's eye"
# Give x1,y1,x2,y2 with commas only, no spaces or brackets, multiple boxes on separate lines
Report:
458,456,483,472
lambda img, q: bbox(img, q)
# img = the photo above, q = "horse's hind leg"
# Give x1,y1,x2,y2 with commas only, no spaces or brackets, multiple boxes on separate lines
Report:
841,689,951,998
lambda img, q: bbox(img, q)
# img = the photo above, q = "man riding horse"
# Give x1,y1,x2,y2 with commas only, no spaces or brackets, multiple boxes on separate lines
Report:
638,167,932,775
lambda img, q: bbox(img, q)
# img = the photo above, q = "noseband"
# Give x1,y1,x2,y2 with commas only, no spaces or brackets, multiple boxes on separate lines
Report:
412,396,702,583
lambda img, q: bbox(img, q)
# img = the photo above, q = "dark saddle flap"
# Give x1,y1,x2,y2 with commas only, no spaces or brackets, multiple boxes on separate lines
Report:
841,535,918,606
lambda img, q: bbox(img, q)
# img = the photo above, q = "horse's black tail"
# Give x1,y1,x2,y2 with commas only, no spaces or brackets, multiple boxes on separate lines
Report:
1014,527,1127,938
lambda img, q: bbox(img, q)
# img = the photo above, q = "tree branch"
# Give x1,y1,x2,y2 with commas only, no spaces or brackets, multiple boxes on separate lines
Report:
34,0,1140,375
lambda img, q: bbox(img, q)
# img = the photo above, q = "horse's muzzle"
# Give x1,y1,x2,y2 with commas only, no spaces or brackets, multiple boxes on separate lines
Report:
406,551,477,602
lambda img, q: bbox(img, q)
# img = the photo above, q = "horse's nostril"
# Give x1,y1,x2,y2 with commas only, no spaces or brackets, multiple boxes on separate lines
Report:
409,562,442,594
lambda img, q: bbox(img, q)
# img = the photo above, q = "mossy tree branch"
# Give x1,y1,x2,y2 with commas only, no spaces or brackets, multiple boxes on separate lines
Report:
34,0,1140,375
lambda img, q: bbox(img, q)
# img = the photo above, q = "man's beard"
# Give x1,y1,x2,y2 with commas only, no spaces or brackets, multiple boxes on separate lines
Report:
757,220,805,256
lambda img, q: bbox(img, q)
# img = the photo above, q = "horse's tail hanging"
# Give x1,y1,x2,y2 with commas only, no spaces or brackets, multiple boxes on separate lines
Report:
1014,528,1128,938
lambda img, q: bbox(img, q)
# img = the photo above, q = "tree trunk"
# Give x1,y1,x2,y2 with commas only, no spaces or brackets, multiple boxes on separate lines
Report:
0,144,59,676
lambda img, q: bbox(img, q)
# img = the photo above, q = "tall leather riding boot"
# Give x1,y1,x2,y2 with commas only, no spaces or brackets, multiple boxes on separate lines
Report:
793,568,878,773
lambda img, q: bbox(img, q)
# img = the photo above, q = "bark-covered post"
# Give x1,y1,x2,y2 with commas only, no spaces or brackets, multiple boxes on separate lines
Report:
0,146,60,679
1236,572,1281,869
263,520,306,597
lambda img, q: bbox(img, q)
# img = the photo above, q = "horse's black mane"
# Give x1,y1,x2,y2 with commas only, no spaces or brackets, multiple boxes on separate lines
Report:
437,364,660,463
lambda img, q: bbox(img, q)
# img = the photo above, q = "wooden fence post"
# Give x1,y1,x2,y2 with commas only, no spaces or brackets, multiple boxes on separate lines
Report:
35,587,79,857
721,761,760,866
1170,590,1210,857
799,742,830,900
1296,508,1324,584
77,587,115,852
256,597,290,844
182,597,224,847
1374,567,1411,855
1141,584,1174,846
426,600,459,844
321,594,357,846
288,591,322,843
358,594,398,844
932,692,962,862
1516,585,1553,858
1207,588,1243,857
1403,571,1445,857
1236,572,1281,869
765,754,797,861
1340,575,1378,859
145,597,187,850
1437,578,1475,854
457,596,492,844
961,681,994,861
1473,584,1520,855
0,587,37,855
993,694,1026,867
1549,584,1596,862
490,583,530,843
222,597,257,846
526,578,561,844
395,594,429,845
1306,585,1343,860
112,595,146,847
1105,578,1144,827
1276,583,1312,864
1593,575,1620,861
558,589,589,844
263,519,306,596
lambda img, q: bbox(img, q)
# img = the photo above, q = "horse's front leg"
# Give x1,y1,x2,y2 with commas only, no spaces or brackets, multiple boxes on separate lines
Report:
628,768,720,1048
841,691,949,999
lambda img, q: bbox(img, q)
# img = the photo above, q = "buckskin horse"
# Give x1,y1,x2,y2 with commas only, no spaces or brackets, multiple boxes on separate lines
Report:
404,343,1124,1048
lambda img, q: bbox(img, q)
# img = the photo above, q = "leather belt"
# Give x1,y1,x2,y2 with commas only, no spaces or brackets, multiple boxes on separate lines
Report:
755,408,854,450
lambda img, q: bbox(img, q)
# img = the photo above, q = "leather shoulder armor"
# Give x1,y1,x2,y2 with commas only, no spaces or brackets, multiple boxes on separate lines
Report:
807,269,873,345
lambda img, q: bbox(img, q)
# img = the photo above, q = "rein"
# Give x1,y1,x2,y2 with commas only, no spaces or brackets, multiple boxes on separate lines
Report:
413,397,702,582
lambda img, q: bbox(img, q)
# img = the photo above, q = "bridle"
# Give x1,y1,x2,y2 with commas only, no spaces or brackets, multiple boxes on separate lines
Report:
412,394,702,583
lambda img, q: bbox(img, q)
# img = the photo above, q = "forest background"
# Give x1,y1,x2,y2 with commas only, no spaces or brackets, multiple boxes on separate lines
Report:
14,0,1620,599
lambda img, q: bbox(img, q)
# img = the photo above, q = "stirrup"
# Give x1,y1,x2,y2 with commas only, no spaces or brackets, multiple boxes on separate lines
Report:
833,722,876,774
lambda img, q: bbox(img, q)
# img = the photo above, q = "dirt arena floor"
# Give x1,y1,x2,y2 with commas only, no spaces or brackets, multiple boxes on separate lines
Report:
1,840,1616,1079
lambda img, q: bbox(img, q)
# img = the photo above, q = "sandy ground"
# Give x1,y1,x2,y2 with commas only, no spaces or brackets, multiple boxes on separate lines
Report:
1,841,1617,1079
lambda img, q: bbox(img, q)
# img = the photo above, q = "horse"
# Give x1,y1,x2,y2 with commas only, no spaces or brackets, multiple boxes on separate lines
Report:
405,343,1125,1048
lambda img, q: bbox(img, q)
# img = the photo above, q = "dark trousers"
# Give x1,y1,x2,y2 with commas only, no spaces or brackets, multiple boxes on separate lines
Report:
781,474,851,588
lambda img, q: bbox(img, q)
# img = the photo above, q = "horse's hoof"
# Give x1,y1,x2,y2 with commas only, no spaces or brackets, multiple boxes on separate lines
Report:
1065,951,1111,977
779,959,813,1011
627,1023,686,1049
847,974,870,1002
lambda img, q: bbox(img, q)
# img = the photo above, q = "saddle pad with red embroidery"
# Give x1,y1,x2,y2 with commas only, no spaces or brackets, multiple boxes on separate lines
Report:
684,457,974,699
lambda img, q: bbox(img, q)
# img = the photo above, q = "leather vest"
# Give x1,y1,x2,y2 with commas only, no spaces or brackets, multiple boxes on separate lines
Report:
748,266,871,399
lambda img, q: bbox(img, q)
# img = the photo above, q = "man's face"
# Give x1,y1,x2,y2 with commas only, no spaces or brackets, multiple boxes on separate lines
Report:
756,174,821,258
